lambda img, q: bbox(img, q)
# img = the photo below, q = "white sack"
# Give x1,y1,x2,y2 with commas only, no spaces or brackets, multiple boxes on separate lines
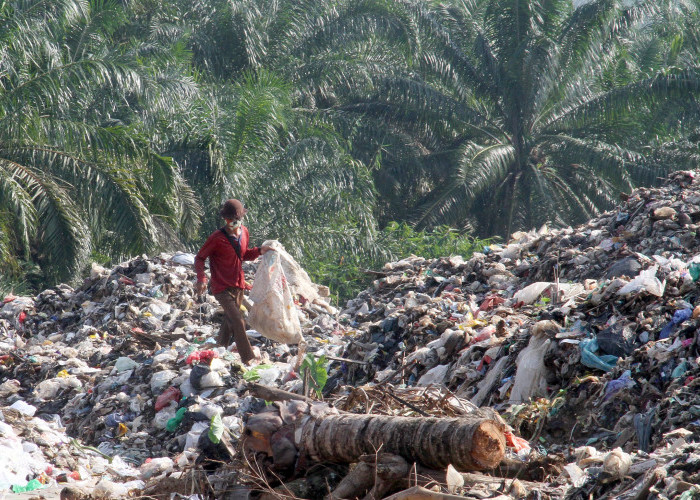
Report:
249,242,303,344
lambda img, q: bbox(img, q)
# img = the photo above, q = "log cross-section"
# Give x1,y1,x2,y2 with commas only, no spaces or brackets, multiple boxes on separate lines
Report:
297,413,505,472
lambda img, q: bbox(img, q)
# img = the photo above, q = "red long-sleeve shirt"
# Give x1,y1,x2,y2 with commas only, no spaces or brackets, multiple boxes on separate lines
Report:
194,226,261,294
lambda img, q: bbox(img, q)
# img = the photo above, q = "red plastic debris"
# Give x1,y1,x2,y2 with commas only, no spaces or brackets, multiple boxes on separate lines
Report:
155,386,182,411
504,431,531,452
18,311,27,323
478,295,505,313
185,350,219,365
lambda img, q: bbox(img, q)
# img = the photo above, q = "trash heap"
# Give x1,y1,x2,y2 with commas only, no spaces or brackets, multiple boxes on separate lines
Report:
332,170,700,498
2,171,700,499
0,251,344,497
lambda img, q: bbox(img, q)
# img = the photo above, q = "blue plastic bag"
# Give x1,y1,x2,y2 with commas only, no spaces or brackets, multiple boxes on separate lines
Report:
658,308,693,340
580,338,618,372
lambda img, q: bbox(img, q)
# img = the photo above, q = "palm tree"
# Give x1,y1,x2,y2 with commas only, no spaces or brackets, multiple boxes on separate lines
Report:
309,0,700,236
0,0,201,285
140,0,385,265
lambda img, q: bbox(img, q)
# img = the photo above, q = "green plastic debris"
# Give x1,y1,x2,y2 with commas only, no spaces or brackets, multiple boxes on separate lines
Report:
242,363,274,382
678,487,699,500
672,360,688,379
689,262,700,282
166,407,187,432
12,479,44,493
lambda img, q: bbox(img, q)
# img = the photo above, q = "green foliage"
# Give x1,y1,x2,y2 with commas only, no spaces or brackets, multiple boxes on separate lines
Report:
299,354,328,398
3,0,700,294
0,0,201,287
208,413,224,444
311,0,700,237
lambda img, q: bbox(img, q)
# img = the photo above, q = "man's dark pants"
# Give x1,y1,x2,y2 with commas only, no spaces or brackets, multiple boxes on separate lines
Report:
214,287,255,363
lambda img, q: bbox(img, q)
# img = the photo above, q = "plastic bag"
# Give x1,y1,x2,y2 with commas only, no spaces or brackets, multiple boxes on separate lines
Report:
150,370,177,394
616,266,665,297
114,356,138,373
155,386,181,411
603,370,635,401
9,400,37,417
249,243,303,344
658,308,692,339
580,338,618,372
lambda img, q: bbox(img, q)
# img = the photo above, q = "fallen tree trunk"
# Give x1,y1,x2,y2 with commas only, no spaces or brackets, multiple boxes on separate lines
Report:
297,412,505,471
247,382,314,403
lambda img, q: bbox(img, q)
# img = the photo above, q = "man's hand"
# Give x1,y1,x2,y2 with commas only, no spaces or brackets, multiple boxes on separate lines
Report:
195,281,207,296
261,245,274,255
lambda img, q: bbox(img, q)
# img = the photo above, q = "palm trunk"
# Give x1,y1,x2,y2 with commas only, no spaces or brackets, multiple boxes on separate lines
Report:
297,413,506,472
504,170,522,238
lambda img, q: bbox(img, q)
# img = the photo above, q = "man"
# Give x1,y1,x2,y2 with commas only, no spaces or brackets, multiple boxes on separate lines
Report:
194,199,271,364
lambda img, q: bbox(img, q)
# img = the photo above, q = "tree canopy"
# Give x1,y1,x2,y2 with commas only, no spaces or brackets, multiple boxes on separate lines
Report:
313,0,700,236
1,0,699,297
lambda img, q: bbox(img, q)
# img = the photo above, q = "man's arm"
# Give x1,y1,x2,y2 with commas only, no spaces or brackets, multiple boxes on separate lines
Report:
194,235,215,293
242,245,261,261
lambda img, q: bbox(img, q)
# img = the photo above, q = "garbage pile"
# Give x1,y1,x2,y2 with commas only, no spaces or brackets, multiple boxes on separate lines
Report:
0,251,344,497
332,170,700,498
1,171,700,499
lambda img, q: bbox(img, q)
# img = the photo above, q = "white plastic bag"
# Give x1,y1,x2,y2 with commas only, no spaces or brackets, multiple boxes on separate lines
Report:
249,243,303,344
616,266,665,297
416,364,450,386
150,370,177,394
509,328,551,403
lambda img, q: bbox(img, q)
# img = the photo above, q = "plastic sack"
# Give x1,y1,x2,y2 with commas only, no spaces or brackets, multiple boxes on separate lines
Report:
171,252,195,266
509,332,551,403
513,282,584,305
261,240,320,304
249,243,303,344
513,282,552,305
616,266,665,297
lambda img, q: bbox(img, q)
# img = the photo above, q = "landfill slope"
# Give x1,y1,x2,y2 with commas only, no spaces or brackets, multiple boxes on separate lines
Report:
1,171,700,499
334,170,700,498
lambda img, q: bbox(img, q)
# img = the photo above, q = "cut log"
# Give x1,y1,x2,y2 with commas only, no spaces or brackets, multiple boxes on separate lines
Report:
298,412,505,472
247,382,313,403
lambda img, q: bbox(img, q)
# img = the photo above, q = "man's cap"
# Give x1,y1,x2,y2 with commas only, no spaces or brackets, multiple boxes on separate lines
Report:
219,199,247,220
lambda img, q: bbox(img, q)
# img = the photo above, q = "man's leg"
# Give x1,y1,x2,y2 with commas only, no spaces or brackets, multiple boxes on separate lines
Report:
215,288,255,363
214,291,234,348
